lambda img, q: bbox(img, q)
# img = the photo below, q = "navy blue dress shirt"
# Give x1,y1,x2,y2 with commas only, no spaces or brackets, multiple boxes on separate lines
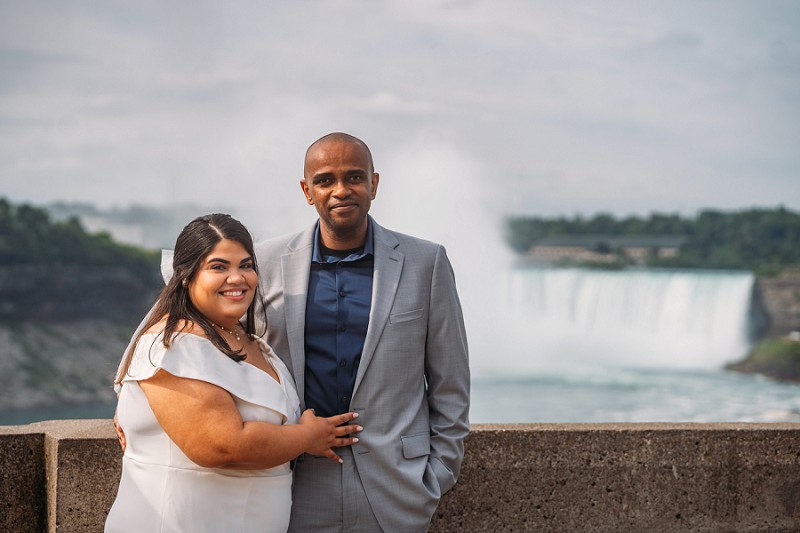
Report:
303,221,374,417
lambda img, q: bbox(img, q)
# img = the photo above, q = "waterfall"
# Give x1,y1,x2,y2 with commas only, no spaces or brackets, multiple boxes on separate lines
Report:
470,267,755,376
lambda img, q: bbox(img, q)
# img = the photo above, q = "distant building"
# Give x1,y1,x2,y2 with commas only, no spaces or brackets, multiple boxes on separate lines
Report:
527,235,686,266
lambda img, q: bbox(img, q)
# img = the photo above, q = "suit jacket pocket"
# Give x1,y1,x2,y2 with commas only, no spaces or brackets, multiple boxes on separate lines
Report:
401,432,431,459
389,308,424,324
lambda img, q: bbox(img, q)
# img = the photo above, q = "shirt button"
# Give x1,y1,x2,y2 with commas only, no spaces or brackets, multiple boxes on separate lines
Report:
340,396,348,403
339,290,346,297
339,360,347,367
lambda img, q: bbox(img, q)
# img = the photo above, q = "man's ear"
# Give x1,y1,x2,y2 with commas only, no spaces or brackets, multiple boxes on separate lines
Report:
370,173,380,200
300,179,314,205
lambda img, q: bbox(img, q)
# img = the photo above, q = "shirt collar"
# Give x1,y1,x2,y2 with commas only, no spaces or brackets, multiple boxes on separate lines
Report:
312,218,374,264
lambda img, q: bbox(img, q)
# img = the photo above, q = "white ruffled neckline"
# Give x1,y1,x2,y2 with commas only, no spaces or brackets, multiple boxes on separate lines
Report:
123,331,299,423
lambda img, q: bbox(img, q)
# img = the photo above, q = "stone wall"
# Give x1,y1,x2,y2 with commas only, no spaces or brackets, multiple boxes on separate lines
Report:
2,421,800,532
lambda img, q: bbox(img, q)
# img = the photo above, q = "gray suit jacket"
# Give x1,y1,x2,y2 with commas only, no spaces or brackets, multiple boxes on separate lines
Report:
257,216,470,531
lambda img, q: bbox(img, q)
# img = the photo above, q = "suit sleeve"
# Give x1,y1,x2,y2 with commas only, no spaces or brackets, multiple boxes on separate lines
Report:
425,244,470,495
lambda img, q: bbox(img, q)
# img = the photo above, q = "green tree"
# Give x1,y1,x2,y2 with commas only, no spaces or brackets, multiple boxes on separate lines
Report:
0,197,159,284
507,206,800,272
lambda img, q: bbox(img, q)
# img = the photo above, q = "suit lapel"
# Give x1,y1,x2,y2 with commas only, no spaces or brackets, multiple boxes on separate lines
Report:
280,225,315,401
353,220,403,396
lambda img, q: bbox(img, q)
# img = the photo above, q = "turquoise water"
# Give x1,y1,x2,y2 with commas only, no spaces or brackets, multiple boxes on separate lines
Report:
0,401,117,426
470,366,800,423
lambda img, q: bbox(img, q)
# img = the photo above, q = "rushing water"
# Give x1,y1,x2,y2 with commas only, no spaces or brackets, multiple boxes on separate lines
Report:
469,267,800,423
3,267,799,426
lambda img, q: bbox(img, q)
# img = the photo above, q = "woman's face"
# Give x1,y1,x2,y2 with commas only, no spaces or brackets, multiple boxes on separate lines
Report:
187,238,257,328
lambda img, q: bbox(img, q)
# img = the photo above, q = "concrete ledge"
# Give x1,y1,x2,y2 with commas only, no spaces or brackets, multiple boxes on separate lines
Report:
2,421,800,532
1,420,120,533
41,420,121,533
0,427,46,532
432,423,800,532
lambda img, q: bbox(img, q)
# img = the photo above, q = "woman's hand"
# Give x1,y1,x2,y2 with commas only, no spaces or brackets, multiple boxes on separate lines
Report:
299,410,362,463
113,409,126,452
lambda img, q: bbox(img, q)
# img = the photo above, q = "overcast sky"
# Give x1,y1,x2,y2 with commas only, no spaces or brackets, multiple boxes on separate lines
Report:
1,1,799,241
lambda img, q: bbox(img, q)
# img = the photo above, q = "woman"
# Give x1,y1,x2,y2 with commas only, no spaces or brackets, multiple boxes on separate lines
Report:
106,214,360,533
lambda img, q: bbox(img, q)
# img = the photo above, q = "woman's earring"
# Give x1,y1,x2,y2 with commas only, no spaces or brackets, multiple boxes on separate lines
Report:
182,278,188,288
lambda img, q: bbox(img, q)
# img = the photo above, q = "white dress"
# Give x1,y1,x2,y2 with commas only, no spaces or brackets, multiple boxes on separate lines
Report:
105,332,301,533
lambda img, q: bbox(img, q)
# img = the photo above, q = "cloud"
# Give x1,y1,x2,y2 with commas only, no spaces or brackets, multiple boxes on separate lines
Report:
0,0,798,219
349,91,434,115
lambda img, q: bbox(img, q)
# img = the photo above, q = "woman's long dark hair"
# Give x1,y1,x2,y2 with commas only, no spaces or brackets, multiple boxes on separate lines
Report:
115,213,266,385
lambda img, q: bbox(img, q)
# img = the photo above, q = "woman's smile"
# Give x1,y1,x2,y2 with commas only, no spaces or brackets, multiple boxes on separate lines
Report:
188,238,258,327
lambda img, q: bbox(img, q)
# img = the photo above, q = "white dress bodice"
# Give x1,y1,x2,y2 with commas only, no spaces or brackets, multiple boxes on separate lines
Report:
105,333,301,533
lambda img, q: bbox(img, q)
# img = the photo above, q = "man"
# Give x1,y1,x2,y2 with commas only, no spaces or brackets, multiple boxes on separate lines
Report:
257,132,470,532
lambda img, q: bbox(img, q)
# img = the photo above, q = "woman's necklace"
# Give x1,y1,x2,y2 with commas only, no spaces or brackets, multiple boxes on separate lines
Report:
210,321,242,342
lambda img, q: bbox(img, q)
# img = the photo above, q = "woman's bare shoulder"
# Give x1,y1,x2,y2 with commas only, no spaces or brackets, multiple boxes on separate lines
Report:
144,317,208,338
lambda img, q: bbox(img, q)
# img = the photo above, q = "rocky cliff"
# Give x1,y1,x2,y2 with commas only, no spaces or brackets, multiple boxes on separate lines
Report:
0,265,158,322
0,265,158,411
752,270,800,338
0,320,133,410
728,270,800,381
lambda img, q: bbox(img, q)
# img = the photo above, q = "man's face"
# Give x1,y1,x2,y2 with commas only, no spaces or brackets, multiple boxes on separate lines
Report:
301,139,379,240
